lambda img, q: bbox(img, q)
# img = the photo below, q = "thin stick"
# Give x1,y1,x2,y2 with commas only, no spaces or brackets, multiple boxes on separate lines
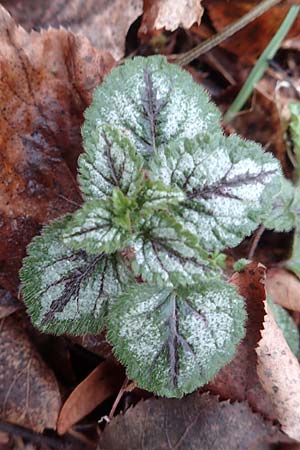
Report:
108,378,136,420
248,225,266,259
174,0,282,67
0,421,63,449
224,5,300,123
0,420,92,450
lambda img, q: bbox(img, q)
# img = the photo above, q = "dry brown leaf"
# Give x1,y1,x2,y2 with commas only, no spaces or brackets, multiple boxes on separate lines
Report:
0,289,23,319
57,360,125,435
140,0,203,35
0,315,61,432
231,83,289,177
207,262,275,418
98,392,283,450
205,0,300,64
266,268,300,312
0,6,115,293
257,301,300,441
71,333,113,359
2,0,142,60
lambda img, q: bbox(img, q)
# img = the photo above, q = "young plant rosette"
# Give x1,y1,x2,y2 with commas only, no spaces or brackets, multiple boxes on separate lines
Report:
20,56,280,398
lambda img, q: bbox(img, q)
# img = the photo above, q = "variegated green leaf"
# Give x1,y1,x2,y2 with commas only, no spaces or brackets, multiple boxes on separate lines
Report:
263,176,300,232
142,181,185,210
108,280,246,397
267,297,299,356
62,199,132,254
150,133,280,252
20,216,132,334
131,213,221,287
79,125,143,200
82,55,220,159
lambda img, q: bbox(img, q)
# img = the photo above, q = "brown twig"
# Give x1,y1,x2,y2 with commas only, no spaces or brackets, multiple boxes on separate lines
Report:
173,0,282,66
248,225,266,259
0,420,93,450
108,378,136,420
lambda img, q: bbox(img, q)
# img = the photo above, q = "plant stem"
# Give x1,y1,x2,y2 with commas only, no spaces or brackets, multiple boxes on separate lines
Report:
224,5,300,123
248,224,266,259
174,0,282,67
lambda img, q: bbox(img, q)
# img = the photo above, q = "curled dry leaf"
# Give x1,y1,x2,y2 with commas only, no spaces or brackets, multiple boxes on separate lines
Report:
0,6,115,293
266,268,300,312
0,289,23,319
2,0,143,60
139,0,204,35
257,301,300,441
57,360,125,435
98,392,283,450
207,262,275,418
205,0,300,64
0,315,61,432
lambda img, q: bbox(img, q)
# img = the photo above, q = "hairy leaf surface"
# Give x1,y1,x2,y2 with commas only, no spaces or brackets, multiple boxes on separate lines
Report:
263,177,300,232
82,55,220,158
62,200,132,254
142,181,185,210
20,216,131,334
150,133,280,251
79,126,143,200
108,281,246,397
131,213,219,286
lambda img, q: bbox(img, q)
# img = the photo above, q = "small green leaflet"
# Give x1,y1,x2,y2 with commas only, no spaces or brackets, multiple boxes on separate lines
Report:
108,280,246,397
142,180,185,210
263,176,300,232
267,297,299,356
288,101,300,175
150,133,280,252
79,126,143,200
131,212,220,287
20,216,132,334
82,56,220,157
62,199,132,254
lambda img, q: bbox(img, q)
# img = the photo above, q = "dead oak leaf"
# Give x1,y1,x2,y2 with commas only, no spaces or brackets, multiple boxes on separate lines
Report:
266,268,300,312
0,6,115,293
0,314,61,432
98,392,283,450
0,288,23,319
2,0,143,60
257,301,300,442
140,0,204,36
206,262,276,419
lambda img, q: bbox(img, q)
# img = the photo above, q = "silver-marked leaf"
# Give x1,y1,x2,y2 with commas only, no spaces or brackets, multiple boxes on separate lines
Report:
82,55,220,158
62,200,131,255
142,181,185,210
20,216,131,334
263,177,300,232
108,281,246,397
150,133,280,252
79,125,143,200
131,213,219,287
